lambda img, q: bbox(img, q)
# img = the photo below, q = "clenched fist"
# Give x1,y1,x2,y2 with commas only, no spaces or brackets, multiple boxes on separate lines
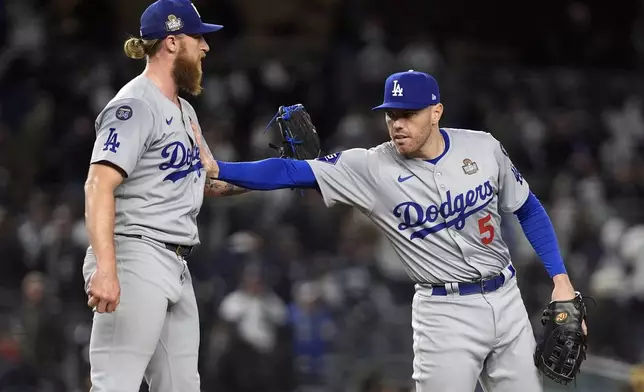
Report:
87,267,121,313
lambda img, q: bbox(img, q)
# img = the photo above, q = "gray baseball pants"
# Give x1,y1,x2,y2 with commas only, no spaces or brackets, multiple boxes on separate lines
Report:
411,271,543,392
82,235,200,392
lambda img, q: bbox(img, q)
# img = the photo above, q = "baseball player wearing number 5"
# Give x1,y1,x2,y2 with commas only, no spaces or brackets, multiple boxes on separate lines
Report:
82,0,248,391
193,70,589,391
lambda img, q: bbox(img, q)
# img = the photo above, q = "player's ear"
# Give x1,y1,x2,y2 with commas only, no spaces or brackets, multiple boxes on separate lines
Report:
164,35,179,54
431,103,444,125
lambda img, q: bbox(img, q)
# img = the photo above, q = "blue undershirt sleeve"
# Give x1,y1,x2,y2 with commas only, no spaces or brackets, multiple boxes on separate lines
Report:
216,158,318,190
514,192,567,278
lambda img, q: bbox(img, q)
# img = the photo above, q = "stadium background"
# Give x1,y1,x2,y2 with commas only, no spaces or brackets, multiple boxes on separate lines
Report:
1,0,644,391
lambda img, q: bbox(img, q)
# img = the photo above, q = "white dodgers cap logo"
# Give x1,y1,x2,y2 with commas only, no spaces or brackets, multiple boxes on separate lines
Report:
391,80,403,97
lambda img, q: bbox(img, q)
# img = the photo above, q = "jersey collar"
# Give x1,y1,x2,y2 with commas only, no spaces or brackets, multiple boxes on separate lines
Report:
425,128,450,165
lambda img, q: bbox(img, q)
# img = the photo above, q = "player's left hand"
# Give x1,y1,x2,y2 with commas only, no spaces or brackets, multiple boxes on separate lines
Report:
191,121,219,176
551,284,587,335
535,285,590,385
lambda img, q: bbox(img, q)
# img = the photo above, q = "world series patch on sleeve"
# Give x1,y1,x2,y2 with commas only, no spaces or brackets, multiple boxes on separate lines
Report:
533,292,589,385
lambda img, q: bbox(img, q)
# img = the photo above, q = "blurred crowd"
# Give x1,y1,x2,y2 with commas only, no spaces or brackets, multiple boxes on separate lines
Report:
1,0,644,391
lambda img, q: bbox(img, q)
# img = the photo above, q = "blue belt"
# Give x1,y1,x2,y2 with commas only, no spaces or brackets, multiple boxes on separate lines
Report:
427,265,516,296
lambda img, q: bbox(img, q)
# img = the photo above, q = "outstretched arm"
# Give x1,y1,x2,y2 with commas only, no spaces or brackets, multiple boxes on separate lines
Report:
192,121,373,212
204,178,251,197
215,159,318,190
193,121,318,191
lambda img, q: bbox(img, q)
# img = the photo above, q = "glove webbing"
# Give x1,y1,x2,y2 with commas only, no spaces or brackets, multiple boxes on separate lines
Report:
543,327,584,383
263,105,305,157
263,104,308,195
537,294,594,386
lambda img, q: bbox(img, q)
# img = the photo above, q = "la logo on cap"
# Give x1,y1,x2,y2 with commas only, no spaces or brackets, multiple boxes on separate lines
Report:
392,80,403,97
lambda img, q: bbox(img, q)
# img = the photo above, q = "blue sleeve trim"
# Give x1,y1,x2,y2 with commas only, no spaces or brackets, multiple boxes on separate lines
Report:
514,192,567,278
217,158,318,190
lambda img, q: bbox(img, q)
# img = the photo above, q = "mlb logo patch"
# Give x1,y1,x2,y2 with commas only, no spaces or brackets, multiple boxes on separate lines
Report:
316,152,342,165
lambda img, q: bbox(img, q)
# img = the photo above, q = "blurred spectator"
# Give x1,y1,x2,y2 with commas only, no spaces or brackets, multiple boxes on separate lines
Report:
16,192,49,270
41,203,88,305
358,370,407,392
216,262,291,392
5,271,65,391
288,281,336,388
0,206,26,297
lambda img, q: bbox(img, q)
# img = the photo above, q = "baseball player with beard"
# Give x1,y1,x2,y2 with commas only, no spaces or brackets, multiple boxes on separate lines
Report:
192,70,589,391
83,1,248,390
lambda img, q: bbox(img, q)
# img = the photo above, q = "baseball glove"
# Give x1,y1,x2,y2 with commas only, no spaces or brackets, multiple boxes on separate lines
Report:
534,292,588,385
267,104,321,160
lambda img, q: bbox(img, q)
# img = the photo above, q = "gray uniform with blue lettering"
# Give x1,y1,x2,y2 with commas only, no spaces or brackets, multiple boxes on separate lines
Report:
307,128,543,392
83,75,205,392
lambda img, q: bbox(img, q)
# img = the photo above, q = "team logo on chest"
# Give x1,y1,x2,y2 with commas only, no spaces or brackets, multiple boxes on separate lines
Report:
159,141,203,182
392,181,495,240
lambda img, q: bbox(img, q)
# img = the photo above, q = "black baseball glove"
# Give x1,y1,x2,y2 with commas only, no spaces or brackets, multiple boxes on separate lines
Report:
534,292,588,385
267,104,321,160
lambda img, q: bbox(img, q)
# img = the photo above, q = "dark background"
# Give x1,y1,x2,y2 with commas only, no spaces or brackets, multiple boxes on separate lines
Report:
1,0,644,391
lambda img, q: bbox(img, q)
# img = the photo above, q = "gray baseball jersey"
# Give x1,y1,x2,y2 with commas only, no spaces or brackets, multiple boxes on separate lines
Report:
90,75,206,246
306,127,530,283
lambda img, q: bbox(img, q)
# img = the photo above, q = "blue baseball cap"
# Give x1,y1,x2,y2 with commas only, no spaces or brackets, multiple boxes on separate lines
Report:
372,70,440,111
139,0,223,40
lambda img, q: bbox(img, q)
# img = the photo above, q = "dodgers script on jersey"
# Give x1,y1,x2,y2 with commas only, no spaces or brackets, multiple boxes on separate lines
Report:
90,75,206,246
307,128,530,283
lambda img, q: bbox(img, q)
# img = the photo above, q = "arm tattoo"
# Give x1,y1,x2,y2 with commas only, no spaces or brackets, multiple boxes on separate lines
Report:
204,177,250,197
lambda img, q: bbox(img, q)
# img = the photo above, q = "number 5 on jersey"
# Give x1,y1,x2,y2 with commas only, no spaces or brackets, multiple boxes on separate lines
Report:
103,128,121,153
478,214,495,245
